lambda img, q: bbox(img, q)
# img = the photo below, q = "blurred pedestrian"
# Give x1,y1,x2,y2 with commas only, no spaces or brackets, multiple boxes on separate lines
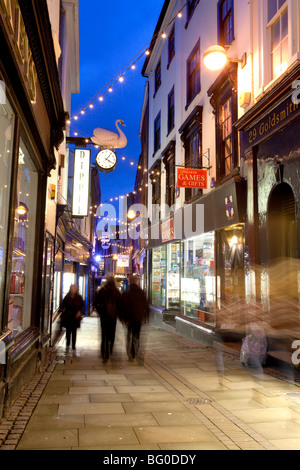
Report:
122,276,149,362
94,276,121,363
60,284,84,352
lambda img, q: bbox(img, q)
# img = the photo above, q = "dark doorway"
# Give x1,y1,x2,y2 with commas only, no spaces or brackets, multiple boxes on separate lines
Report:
268,183,296,260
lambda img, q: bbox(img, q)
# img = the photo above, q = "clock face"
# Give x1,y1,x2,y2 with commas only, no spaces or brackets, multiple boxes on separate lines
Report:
96,150,117,172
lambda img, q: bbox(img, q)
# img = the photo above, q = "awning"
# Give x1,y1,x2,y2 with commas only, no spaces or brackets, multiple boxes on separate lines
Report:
147,177,247,248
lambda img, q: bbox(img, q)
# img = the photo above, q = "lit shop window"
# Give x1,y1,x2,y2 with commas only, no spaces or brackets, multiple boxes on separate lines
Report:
53,271,62,313
268,0,288,79
221,96,233,177
181,232,215,325
9,137,38,334
0,96,15,324
151,247,166,308
166,243,180,310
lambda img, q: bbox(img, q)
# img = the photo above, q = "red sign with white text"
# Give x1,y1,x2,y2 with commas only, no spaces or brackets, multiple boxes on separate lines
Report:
177,168,207,189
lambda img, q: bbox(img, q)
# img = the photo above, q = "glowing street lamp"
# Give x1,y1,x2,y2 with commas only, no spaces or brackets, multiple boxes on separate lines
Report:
203,45,247,71
127,209,136,220
203,45,228,71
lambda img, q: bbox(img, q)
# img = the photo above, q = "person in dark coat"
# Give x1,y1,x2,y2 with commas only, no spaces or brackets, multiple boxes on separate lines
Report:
94,277,121,363
60,284,84,352
122,276,149,362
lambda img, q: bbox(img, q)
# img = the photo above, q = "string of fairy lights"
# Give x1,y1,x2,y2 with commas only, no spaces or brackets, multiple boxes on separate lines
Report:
70,2,192,258
67,2,188,131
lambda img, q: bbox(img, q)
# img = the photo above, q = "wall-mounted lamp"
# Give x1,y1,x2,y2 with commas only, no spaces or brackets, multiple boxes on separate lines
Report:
127,209,136,220
203,45,247,71
17,204,28,216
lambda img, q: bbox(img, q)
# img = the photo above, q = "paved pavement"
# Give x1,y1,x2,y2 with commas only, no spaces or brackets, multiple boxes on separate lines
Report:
2,316,300,450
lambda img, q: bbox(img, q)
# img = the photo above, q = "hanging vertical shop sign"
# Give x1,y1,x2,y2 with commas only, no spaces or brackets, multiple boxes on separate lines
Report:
117,255,130,268
177,168,207,189
72,149,91,217
101,229,111,250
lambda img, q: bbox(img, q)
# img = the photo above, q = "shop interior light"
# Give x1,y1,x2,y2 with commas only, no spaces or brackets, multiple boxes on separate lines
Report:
229,235,238,248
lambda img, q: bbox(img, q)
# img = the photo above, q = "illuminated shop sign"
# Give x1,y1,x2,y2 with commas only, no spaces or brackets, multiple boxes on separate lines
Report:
177,168,207,189
0,1,37,102
243,89,300,149
72,149,90,218
117,255,129,268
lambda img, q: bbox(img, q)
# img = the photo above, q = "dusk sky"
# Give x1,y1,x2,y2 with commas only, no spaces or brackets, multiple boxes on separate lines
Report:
70,0,165,205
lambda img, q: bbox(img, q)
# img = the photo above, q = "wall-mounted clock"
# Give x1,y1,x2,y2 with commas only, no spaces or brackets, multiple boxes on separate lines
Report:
96,149,117,173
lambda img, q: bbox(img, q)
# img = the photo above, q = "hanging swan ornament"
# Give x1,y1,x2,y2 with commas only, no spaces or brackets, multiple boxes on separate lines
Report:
91,119,127,149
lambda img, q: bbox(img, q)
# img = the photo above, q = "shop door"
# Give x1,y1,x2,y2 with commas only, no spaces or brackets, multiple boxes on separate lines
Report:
268,183,296,260
267,183,298,330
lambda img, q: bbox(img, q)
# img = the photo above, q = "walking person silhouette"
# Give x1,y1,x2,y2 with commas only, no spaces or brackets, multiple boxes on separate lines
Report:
60,284,84,353
94,277,121,363
121,276,149,362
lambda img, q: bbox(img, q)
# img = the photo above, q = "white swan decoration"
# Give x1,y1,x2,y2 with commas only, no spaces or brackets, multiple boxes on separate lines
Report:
91,119,127,149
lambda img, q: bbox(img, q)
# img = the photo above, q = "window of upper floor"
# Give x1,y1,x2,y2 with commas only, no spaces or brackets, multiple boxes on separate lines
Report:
154,112,161,155
218,0,235,47
150,160,162,222
208,63,238,184
179,106,203,203
267,0,288,80
163,141,176,209
167,86,175,135
154,59,162,96
185,0,199,28
168,24,175,68
186,39,201,109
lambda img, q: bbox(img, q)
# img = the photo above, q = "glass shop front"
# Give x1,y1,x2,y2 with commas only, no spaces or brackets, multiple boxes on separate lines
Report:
150,225,245,329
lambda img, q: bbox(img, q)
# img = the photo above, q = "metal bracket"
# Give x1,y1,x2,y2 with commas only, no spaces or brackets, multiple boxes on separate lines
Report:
175,149,211,171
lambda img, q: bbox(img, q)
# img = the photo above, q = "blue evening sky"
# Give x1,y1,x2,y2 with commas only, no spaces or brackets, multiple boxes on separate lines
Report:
70,0,164,205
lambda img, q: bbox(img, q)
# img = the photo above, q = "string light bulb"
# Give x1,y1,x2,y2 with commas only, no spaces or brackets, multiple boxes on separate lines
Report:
69,2,189,126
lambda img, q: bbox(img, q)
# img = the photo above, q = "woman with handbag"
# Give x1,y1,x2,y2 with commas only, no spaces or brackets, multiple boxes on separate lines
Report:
60,284,84,352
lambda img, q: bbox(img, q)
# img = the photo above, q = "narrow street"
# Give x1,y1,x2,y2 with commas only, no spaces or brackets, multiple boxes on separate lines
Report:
1,317,299,451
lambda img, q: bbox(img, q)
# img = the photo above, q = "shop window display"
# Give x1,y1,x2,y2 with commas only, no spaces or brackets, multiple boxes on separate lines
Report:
151,247,166,308
53,271,62,313
221,226,245,303
9,137,38,334
166,243,180,309
181,232,215,324
43,237,54,332
0,97,14,324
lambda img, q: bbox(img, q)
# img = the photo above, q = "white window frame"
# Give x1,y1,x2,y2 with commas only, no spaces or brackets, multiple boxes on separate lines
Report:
267,0,289,81
260,0,300,91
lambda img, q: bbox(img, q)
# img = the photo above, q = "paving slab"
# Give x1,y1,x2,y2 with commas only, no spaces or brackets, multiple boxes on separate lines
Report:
58,403,124,416
79,426,139,447
134,425,221,444
18,429,78,449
